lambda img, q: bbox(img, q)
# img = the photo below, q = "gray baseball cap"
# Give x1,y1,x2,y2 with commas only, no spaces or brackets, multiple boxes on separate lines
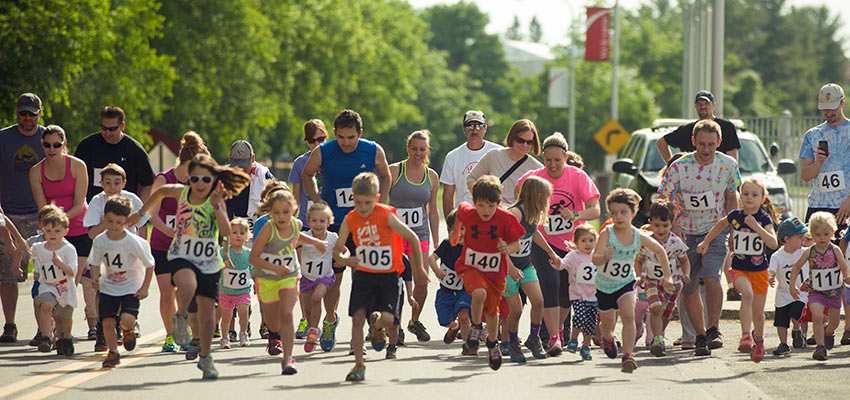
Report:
229,140,253,168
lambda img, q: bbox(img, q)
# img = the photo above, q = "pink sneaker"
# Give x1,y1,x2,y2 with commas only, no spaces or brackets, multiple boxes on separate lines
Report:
304,327,320,353
547,336,563,356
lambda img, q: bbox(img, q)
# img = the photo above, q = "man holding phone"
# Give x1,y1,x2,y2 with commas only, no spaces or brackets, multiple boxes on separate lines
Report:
799,83,850,236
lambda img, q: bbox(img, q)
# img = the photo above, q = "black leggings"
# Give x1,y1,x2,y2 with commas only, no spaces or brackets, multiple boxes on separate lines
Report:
531,242,570,308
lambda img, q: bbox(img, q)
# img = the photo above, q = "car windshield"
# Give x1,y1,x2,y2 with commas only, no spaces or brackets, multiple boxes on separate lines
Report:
642,136,772,173
643,143,666,172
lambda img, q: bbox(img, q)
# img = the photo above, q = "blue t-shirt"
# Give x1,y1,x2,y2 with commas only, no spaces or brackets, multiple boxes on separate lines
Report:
727,208,773,271
433,239,464,291
253,214,270,239
288,151,316,228
798,120,850,209
320,138,377,224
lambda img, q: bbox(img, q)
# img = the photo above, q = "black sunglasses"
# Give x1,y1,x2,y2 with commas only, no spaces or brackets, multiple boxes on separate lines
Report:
101,124,121,132
189,175,214,184
307,136,327,144
42,141,63,149
464,123,486,130
515,137,535,145
18,111,37,117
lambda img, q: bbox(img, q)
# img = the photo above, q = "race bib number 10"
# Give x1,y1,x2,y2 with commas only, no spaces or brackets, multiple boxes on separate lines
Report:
397,208,423,228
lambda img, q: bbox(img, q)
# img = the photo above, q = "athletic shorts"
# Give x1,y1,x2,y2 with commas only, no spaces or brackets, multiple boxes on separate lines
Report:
645,278,683,320
733,269,769,296
329,224,357,275
301,274,335,293
257,276,298,303
349,270,399,317
38,292,73,319
219,292,251,310
504,265,539,297
66,233,92,258
153,249,177,276
171,258,220,301
31,281,40,299
98,293,140,320
774,301,805,328
435,287,472,326
683,231,727,296
597,280,636,312
809,292,842,310
403,240,430,257
0,213,37,283
460,269,506,318
571,300,598,335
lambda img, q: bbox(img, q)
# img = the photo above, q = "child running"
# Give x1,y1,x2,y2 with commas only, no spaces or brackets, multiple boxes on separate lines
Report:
592,188,672,373
250,186,327,375
450,175,525,371
430,210,472,352
559,224,599,361
697,178,778,363
768,217,809,355
128,154,250,379
88,196,155,367
789,212,850,360
219,217,252,349
636,199,690,357
297,203,340,353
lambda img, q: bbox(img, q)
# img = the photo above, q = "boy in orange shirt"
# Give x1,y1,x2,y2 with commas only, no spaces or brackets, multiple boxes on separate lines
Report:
450,175,524,370
334,172,423,382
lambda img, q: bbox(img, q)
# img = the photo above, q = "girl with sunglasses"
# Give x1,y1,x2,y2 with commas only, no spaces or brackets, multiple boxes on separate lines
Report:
128,154,249,379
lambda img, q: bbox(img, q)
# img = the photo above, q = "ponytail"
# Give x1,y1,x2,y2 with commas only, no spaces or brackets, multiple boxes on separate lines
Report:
188,154,250,199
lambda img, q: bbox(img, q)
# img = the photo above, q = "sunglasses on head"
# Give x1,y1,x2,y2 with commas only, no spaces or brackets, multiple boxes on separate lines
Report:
189,175,214,184
515,137,535,145
42,141,63,149
101,124,121,132
18,111,37,117
307,136,326,144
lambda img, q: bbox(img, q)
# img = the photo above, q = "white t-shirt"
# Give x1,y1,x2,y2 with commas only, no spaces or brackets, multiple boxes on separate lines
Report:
83,190,149,235
88,231,155,296
768,246,808,308
298,231,337,281
33,241,78,307
440,140,502,207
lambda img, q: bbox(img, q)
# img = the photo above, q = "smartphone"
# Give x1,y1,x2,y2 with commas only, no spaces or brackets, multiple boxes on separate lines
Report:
818,140,829,156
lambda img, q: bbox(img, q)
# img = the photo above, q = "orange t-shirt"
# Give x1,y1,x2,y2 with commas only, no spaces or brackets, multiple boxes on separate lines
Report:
344,203,404,274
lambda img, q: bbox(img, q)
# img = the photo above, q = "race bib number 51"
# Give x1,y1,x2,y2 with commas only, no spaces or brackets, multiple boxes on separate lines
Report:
685,191,715,211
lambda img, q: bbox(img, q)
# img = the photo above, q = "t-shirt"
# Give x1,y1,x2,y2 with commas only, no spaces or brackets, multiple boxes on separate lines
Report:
467,148,542,206
658,152,741,235
219,247,252,296
226,162,274,228
73,132,155,202
518,165,600,250
768,247,808,307
289,151,319,228
0,124,45,214
440,140,502,208
560,250,597,302
662,117,741,154
798,120,850,209
83,190,149,235
455,202,524,280
433,239,464,291
88,232,155,296
636,233,689,280
298,231,337,281
33,241,78,307
727,208,774,271
344,203,404,274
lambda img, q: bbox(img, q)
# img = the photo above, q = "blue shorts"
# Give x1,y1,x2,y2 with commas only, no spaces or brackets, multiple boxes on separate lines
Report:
31,281,40,299
435,287,472,327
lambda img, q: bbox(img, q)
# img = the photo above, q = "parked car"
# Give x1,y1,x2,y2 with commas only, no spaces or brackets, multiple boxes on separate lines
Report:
612,118,797,225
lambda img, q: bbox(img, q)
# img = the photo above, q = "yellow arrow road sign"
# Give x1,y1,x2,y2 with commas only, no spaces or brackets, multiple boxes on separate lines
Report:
593,119,629,155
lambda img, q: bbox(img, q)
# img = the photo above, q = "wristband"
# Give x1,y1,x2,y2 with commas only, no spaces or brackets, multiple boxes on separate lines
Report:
573,210,580,220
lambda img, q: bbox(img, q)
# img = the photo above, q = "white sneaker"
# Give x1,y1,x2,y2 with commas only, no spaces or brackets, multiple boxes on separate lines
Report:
220,337,231,349
239,331,249,347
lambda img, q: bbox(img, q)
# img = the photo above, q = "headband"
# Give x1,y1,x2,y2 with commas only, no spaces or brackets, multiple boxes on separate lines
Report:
543,143,567,152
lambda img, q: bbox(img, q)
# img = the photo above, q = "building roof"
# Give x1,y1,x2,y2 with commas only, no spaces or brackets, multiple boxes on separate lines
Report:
148,129,180,154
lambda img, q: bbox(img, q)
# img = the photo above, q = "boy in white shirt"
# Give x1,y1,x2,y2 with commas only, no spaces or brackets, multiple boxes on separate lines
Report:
768,217,809,355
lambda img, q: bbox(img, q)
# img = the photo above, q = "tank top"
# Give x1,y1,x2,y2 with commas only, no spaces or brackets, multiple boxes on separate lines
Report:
807,245,843,298
150,167,181,251
508,206,536,270
254,216,300,281
167,186,221,274
596,225,641,294
344,203,404,274
320,138,377,224
388,161,431,241
41,156,87,236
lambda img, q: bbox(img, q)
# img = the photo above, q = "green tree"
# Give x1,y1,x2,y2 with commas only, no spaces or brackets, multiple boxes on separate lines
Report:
507,16,524,41
528,16,543,42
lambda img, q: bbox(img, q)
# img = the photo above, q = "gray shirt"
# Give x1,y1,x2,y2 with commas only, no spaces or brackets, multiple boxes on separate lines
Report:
467,148,543,206
0,124,45,214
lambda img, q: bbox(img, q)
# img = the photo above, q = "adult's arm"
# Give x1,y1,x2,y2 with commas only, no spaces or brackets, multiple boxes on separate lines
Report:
66,158,89,219
466,149,494,193
442,185,455,218
374,145,391,204
301,147,323,204
147,174,172,237
428,169,440,246
135,140,156,202
800,155,827,183
725,149,738,163
656,136,673,164
29,161,48,210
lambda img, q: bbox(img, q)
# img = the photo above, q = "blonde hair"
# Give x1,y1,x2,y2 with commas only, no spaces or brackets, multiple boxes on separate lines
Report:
808,211,837,234
230,217,252,240
740,178,779,224
306,202,334,225
542,132,568,154
257,183,297,215
38,203,69,228
406,130,431,166
352,172,379,196
513,176,551,225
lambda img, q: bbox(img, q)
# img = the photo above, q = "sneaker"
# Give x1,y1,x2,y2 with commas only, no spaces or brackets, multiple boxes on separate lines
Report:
348,343,367,356
509,341,526,363
321,318,336,352
267,339,283,356
186,339,200,360
213,326,221,338
397,328,406,346
239,331,249,347
220,337,231,349
772,343,791,356
807,335,816,346
29,332,44,347
842,330,850,346
500,341,510,356
443,324,460,345
566,339,579,353
295,318,308,340
259,322,269,339
602,337,617,359
694,334,711,356
580,346,592,360
116,328,122,346
792,330,805,349
123,330,136,351
738,334,753,353
726,287,741,301
524,336,548,359
385,344,398,359
56,337,64,355
673,337,682,346
813,345,828,361
172,313,190,347
162,335,176,352
488,342,503,371
87,327,98,341
281,357,297,375
133,321,141,338
62,337,74,356
466,325,481,353
38,337,53,353
94,335,107,352
102,351,121,368
0,323,17,343
229,331,237,341
407,320,431,342
345,364,365,382
650,336,666,357
368,312,386,352
751,337,765,363
304,327,320,353
706,326,723,349
825,333,835,350
621,356,637,373
180,333,192,351
197,355,218,379
547,336,563,356
461,343,478,356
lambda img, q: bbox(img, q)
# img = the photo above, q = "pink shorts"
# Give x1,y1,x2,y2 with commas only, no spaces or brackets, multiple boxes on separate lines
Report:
219,292,251,310
402,240,430,256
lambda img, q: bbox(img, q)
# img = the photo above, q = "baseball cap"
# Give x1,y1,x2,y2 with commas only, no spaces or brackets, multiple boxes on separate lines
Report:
16,93,41,113
229,140,253,168
777,217,808,240
694,90,715,103
463,110,486,125
818,83,845,110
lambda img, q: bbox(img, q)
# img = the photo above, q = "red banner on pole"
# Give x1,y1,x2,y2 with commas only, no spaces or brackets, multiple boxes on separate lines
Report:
585,7,611,62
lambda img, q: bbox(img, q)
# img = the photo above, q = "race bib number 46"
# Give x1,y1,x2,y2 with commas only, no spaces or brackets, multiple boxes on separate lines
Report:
817,171,846,193
732,231,763,256
685,191,716,211
545,214,574,235
222,268,251,290
357,246,393,271
599,259,633,282
464,249,500,273
397,207,423,228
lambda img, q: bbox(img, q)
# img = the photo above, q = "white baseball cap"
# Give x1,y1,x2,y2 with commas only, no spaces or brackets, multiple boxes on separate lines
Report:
818,83,844,110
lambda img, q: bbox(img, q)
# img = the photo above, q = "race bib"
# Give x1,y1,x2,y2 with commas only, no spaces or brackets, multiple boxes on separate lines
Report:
262,253,296,273
599,258,634,282
165,215,176,230
356,245,393,271
439,264,464,291
101,251,129,274
397,207,424,228
92,168,103,188
545,214,574,235
464,249,501,273
575,263,597,285
302,259,328,280
38,262,67,284
176,236,218,263
336,187,354,208
732,231,764,256
645,261,665,280
817,171,846,193
684,191,716,211
222,268,251,290
512,237,532,258
777,264,798,289
811,267,842,291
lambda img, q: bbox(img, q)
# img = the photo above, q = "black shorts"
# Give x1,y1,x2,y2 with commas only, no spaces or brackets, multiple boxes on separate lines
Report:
329,224,357,275
597,280,636,312
171,258,220,302
349,270,400,317
98,293,141,321
66,233,92,257
153,249,177,276
774,301,805,328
